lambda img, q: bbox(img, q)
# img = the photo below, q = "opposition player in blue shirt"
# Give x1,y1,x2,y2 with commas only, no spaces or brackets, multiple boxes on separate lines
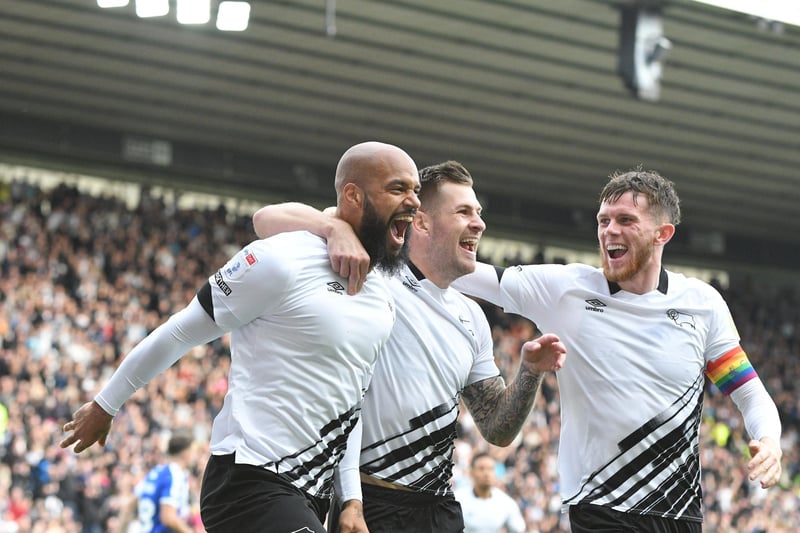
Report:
123,433,195,533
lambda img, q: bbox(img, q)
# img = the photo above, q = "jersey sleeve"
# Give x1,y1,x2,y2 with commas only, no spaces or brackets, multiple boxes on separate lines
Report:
702,285,753,394
451,262,503,304
465,298,501,385
199,239,294,329
702,285,741,363
499,264,563,319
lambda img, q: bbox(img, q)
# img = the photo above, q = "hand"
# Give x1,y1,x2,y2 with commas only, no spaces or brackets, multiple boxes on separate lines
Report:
520,333,566,374
60,400,114,453
326,218,370,295
338,500,369,533
747,437,782,488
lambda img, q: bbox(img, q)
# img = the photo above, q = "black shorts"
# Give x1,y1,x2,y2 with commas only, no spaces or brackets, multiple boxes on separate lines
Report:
569,503,702,533
200,453,330,533
328,482,464,533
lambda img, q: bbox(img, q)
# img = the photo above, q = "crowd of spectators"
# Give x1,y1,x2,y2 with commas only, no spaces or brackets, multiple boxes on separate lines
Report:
0,177,797,532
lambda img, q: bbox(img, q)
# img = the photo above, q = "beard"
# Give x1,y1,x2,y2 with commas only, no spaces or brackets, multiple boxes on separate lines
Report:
601,237,653,283
359,197,409,277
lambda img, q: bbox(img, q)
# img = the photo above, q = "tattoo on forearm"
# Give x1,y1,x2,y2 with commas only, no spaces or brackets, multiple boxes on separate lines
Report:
461,366,544,446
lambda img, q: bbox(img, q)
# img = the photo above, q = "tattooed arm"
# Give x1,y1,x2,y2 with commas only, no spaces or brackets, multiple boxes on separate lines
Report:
461,333,565,447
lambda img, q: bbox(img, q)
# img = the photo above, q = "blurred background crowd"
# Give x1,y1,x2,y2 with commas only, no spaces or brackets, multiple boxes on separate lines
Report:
1,178,798,532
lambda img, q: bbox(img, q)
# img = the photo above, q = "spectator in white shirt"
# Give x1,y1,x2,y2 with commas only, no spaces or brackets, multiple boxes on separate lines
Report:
455,452,526,533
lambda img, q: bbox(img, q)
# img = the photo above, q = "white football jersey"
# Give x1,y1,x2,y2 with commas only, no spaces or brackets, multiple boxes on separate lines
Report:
357,264,499,495
497,263,740,522
203,231,396,498
454,486,526,533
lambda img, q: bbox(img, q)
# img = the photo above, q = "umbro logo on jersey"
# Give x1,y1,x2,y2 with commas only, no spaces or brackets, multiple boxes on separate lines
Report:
667,309,696,329
585,298,606,312
402,275,421,293
327,281,345,294
290,528,314,533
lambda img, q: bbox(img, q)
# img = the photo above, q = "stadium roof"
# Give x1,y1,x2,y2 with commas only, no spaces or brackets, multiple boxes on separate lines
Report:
1,0,799,273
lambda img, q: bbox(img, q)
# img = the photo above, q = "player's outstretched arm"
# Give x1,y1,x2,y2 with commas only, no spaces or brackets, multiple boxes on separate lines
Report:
61,298,226,453
60,400,113,453
461,333,566,446
451,262,504,305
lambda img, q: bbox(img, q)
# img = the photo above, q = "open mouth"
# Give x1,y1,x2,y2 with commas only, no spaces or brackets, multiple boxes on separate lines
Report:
607,244,627,259
390,213,414,243
460,238,479,253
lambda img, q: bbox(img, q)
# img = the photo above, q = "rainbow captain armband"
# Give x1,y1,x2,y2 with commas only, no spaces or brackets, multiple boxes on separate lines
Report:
705,346,758,395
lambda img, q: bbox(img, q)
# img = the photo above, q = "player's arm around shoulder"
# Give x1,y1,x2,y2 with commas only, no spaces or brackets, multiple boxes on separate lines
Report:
253,202,369,295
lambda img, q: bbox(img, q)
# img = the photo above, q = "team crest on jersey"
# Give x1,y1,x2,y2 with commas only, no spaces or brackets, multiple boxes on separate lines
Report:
667,309,696,329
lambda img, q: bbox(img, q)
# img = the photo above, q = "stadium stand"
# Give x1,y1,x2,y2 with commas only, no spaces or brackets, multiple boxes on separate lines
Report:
0,175,797,532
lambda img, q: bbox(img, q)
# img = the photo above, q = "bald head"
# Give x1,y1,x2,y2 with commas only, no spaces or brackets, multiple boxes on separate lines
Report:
331,141,420,273
334,141,416,200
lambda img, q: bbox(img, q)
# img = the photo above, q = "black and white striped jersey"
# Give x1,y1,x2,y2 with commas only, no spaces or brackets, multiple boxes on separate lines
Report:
357,264,498,495
202,231,396,498
493,263,741,522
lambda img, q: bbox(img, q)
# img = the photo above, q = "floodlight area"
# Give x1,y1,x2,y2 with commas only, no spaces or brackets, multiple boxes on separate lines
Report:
136,0,169,18
177,0,211,25
97,0,251,31
217,1,251,31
